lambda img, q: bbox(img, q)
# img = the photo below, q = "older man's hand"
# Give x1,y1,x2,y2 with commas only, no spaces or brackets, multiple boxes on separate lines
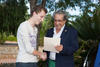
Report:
55,45,63,52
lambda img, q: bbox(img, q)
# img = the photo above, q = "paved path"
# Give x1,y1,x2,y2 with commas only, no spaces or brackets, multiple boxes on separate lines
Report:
0,41,18,64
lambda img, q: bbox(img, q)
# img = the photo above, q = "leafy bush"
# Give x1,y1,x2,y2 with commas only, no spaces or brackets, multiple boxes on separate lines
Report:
6,35,17,41
0,33,17,44
0,32,7,44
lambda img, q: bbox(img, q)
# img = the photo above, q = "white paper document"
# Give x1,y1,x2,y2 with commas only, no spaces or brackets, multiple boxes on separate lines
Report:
43,37,61,53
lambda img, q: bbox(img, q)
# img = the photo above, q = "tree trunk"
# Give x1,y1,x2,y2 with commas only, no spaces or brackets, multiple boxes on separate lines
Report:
29,0,37,14
41,0,46,7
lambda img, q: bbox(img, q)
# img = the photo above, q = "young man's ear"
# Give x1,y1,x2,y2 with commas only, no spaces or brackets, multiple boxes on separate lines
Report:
33,12,36,16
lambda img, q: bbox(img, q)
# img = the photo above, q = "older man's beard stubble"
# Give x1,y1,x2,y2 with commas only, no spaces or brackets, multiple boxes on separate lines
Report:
55,24,62,31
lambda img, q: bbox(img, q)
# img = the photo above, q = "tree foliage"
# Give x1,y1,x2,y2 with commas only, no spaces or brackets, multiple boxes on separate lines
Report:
71,4,100,40
0,0,27,35
45,0,92,12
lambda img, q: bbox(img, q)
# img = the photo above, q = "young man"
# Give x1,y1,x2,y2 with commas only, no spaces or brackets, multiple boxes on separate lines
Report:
16,5,47,67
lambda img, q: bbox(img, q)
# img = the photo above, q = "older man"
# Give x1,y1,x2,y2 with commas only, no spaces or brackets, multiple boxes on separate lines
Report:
45,10,79,67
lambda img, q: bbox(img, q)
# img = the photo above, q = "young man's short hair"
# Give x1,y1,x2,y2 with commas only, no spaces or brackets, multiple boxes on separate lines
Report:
31,5,47,16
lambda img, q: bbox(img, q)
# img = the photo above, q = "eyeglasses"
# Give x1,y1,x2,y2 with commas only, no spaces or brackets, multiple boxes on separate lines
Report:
54,19,64,22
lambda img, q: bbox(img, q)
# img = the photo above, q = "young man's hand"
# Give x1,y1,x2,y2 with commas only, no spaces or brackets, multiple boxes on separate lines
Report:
33,50,47,61
40,52,47,61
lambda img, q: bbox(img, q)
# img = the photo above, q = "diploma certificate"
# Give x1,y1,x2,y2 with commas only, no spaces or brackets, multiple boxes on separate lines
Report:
43,37,61,53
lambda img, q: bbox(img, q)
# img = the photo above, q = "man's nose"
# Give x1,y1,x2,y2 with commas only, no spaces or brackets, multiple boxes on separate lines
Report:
55,21,60,25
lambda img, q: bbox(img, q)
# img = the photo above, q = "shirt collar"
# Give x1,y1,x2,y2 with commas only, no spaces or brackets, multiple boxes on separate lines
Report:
54,24,65,35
